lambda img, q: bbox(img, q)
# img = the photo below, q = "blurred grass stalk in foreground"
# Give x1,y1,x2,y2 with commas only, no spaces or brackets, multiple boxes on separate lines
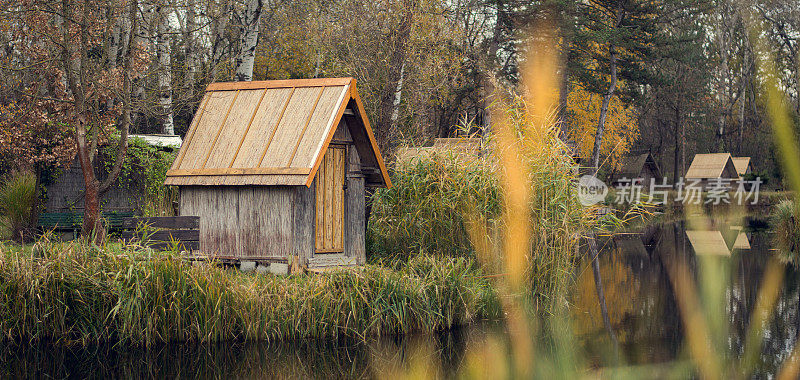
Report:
441,14,800,379
461,22,586,378
660,7,800,380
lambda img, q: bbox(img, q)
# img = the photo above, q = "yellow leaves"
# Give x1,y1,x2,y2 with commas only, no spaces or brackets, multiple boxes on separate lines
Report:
567,83,638,168
570,252,637,339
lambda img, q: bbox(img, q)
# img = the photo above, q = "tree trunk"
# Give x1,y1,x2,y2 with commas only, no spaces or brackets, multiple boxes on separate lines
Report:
76,121,104,241
589,5,624,173
106,5,121,110
156,4,174,135
673,106,683,186
61,0,137,242
590,48,619,173
211,0,232,80
389,61,405,131
739,65,746,154
133,2,154,118
61,0,102,241
100,0,137,196
374,0,415,153
234,0,264,81
185,0,198,90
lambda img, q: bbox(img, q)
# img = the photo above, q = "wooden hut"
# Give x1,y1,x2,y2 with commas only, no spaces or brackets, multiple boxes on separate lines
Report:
164,78,391,270
609,152,662,186
731,157,752,179
685,153,739,186
395,137,482,167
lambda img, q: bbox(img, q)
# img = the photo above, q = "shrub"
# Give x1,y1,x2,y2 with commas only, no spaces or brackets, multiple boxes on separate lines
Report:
99,136,178,216
771,200,800,264
0,171,36,242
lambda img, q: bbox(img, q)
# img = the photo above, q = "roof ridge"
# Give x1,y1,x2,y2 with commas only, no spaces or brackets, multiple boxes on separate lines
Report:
206,77,354,92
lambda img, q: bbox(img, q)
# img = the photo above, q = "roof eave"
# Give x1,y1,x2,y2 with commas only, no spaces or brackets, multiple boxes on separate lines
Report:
303,78,392,189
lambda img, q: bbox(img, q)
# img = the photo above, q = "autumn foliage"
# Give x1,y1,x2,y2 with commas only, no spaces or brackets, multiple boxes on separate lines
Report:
566,83,639,168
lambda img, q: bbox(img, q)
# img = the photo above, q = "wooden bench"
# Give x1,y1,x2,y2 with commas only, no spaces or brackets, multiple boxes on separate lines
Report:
38,212,82,240
121,216,200,251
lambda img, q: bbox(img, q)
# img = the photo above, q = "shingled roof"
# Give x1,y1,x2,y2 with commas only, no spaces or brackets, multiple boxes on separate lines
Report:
164,78,390,187
610,152,662,182
685,153,739,180
732,157,752,177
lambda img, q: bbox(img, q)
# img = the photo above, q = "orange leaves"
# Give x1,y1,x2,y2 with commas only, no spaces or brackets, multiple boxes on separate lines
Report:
566,82,638,168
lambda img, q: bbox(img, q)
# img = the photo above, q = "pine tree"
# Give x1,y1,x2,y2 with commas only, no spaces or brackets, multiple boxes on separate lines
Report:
567,0,705,172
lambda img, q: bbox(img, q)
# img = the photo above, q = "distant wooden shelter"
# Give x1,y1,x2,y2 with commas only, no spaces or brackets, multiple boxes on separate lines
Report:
164,78,390,270
609,152,662,186
395,137,481,166
731,157,752,178
46,134,182,213
686,230,731,256
685,153,739,185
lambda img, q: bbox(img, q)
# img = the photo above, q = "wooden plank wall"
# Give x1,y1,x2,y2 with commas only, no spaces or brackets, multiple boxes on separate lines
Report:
345,145,366,263
345,176,366,264
293,184,316,265
238,186,293,258
180,185,294,259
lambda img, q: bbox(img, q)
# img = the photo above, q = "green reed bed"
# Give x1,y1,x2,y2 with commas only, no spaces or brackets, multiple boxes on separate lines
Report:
771,200,800,264
369,103,592,313
0,239,499,346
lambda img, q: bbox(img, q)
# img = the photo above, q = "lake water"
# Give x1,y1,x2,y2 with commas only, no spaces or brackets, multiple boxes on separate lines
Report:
572,217,800,375
3,217,797,377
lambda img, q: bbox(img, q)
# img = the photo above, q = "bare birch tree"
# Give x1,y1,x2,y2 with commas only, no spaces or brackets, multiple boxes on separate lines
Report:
234,0,264,81
155,1,175,134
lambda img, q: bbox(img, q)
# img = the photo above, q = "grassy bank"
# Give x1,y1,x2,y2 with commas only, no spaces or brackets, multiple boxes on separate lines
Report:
0,239,500,346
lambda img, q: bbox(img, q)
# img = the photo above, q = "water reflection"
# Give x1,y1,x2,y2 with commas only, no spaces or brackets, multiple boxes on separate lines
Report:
0,324,496,379
4,220,799,377
572,219,800,374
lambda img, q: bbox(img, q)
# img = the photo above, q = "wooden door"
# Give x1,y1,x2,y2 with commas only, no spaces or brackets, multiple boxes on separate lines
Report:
315,146,345,253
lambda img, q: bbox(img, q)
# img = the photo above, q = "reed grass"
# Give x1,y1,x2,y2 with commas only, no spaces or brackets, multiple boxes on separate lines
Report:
771,200,800,264
0,171,36,242
369,99,592,313
0,238,499,346
368,151,500,259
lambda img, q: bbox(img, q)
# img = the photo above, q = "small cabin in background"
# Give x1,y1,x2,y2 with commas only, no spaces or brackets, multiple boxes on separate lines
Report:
731,157,752,179
164,78,390,271
685,153,739,185
45,134,182,213
40,134,182,239
609,152,662,187
394,137,482,167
